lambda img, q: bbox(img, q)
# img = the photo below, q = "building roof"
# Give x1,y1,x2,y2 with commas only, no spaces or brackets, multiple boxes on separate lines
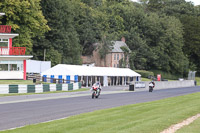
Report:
42,64,141,77
0,33,19,39
111,41,130,53
0,13,5,16
0,55,33,60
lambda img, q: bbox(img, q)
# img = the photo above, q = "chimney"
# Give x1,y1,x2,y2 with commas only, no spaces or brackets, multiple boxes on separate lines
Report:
121,37,125,43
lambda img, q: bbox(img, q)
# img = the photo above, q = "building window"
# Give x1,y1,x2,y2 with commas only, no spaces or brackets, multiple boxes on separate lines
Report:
117,54,119,60
0,61,23,71
114,54,116,60
114,64,115,67
9,64,18,71
0,38,9,47
0,64,8,71
117,64,119,68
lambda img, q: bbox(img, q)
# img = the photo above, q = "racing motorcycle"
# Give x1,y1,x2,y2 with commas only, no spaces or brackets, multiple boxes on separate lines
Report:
91,82,101,99
149,81,155,92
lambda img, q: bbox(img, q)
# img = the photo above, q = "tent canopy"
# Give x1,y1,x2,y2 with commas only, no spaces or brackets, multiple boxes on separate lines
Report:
42,64,141,77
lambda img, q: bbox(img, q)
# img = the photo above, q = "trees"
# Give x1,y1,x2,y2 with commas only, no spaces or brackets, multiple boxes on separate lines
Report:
181,15,200,73
98,35,114,67
119,46,129,68
1,0,198,76
0,0,49,54
73,1,103,55
33,0,82,66
144,0,200,75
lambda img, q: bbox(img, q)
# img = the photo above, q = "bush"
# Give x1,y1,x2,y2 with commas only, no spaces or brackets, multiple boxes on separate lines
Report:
151,70,182,80
135,70,154,78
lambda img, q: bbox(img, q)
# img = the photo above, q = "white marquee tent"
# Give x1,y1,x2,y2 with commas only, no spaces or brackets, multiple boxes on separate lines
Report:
41,64,141,86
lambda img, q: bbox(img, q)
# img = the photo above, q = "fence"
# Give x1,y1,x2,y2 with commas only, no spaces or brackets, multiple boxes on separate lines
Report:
42,76,78,84
0,82,82,94
0,47,26,55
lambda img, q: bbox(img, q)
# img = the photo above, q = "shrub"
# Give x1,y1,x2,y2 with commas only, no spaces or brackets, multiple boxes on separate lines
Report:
151,70,182,80
135,70,154,78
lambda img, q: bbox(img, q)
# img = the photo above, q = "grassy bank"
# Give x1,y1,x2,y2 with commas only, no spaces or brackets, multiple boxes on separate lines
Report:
195,77,200,86
1,92,200,133
141,77,151,81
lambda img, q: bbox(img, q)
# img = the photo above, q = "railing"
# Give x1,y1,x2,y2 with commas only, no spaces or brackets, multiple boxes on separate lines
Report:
0,47,26,55
0,25,11,33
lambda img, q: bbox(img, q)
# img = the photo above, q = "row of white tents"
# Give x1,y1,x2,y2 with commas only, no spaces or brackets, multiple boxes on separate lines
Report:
41,64,141,87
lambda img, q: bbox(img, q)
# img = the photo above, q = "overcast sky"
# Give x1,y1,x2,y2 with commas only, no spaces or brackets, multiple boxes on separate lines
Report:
185,0,200,5
131,0,200,6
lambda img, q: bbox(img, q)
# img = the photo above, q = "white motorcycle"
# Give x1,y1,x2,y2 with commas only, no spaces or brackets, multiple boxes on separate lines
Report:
149,81,155,92
91,83,101,99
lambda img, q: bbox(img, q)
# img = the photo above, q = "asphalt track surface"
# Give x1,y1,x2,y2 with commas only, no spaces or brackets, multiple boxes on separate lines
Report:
0,86,200,131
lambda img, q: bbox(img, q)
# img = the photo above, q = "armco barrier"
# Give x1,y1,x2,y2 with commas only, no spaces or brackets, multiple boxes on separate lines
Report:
27,85,35,93
18,85,27,93
43,84,50,92
62,84,68,91
0,85,9,94
56,84,62,91
68,83,73,90
50,84,56,91
0,82,81,94
133,80,195,90
9,85,18,93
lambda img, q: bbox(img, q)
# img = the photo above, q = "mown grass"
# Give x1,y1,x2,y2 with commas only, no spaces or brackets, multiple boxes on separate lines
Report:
141,77,175,81
0,80,52,85
1,92,200,133
0,80,34,84
141,77,151,81
0,88,89,97
176,117,200,133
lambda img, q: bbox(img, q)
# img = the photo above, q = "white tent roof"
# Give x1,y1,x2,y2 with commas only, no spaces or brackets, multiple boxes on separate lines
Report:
42,64,141,77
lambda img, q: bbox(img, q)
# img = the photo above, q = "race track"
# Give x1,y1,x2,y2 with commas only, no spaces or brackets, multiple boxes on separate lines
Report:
0,86,200,131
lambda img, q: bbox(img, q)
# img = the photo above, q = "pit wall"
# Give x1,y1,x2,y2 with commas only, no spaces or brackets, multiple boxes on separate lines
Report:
134,80,195,90
0,82,82,94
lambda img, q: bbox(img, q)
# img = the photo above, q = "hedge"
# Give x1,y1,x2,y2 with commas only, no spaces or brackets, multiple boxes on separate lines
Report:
135,70,154,78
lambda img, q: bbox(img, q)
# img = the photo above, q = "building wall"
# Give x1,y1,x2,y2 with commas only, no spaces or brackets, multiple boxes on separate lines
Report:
0,71,23,79
81,55,94,64
26,60,51,73
92,50,104,67
82,51,128,67
112,52,122,67
82,47,129,68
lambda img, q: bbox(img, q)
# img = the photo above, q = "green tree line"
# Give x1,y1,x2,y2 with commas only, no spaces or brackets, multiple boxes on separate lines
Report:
0,0,199,76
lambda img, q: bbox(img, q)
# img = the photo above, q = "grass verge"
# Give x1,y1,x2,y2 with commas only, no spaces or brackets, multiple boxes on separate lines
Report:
0,88,89,97
0,80,52,85
1,92,200,133
195,77,200,86
141,77,151,81
176,117,200,133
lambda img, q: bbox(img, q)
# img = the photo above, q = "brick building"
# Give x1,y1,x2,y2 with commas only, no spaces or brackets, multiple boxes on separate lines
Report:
82,37,130,68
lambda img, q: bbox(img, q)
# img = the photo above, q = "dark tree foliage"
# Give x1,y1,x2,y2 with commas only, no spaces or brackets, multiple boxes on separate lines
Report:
0,0,49,54
33,0,82,66
145,0,200,75
1,0,199,76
